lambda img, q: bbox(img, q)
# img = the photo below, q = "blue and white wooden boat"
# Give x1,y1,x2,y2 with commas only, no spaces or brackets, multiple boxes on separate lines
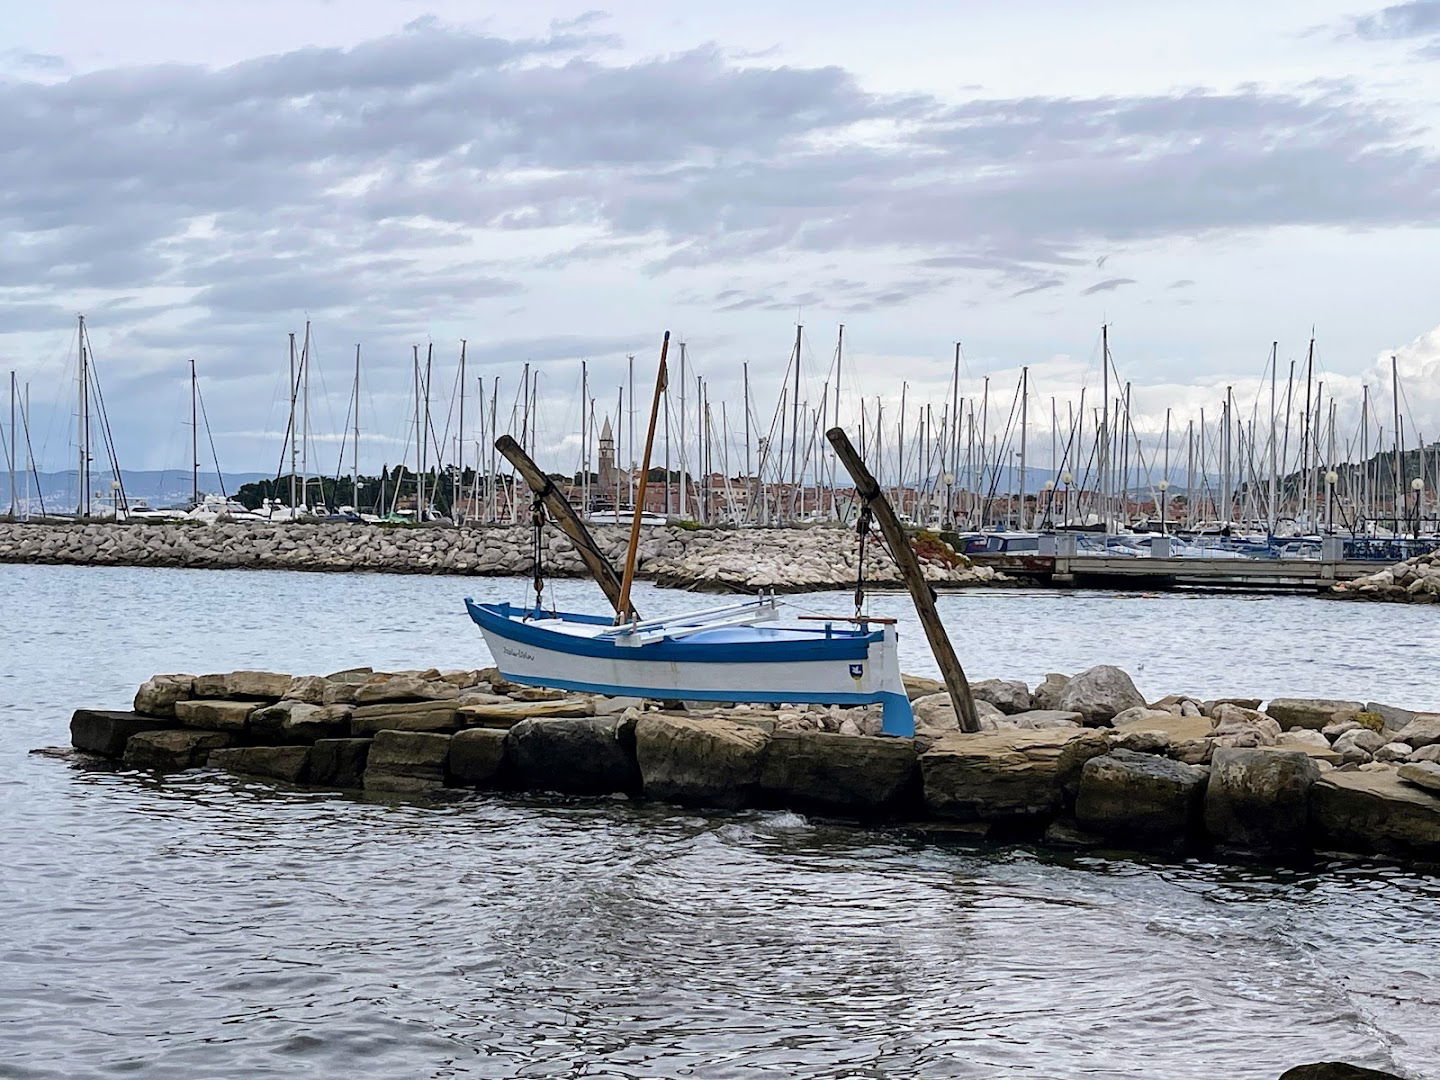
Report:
464,595,915,736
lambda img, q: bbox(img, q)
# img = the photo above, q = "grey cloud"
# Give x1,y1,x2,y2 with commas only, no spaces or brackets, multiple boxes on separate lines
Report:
1081,278,1137,295
1350,0,1440,39
1012,279,1063,298
1169,279,1196,289
1,49,65,72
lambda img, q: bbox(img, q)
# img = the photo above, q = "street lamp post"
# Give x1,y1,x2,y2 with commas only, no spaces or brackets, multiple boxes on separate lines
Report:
942,472,955,530
1325,470,1339,535
1412,477,1424,539
1158,479,1170,534
1041,479,1054,528
1062,471,1074,529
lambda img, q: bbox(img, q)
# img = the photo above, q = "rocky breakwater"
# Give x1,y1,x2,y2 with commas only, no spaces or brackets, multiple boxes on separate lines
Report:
60,662,1440,871
0,520,1002,592
1331,550,1440,603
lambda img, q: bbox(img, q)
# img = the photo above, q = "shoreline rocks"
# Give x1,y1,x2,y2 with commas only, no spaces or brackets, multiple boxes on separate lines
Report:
1331,550,1440,603
60,663,1440,872
0,520,1005,593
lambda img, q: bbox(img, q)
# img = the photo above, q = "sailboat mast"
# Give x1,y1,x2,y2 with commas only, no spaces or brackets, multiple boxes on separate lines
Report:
190,357,199,507
7,371,15,518
352,344,361,511
457,340,466,522
833,324,844,517
289,332,298,511
1019,366,1029,530
1268,343,1278,533
617,333,671,622
791,323,802,509
301,321,311,509
413,346,423,520
77,313,88,517
1392,355,1403,531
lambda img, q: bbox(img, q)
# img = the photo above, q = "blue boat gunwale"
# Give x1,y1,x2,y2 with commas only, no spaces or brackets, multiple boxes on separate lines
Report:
465,599,883,663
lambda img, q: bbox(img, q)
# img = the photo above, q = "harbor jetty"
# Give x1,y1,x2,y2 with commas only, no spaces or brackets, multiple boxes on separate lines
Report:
1331,549,1440,603
0,520,1002,592
64,663,1440,869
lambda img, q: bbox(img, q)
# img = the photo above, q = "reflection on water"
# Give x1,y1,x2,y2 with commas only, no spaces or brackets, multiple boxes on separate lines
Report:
2,563,1437,1078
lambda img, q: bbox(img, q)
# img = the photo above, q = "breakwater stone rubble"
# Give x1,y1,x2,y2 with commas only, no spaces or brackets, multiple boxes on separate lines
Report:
62,663,1440,869
1332,550,1440,603
0,520,1002,592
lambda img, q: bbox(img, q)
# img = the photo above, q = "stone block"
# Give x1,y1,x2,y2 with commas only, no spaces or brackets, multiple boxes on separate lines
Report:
209,745,310,783
70,709,172,758
1204,748,1319,853
1265,698,1366,731
308,738,371,787
758,730,918,816
123,729,235,771
363,730,452,794
1398,761,1440,793
447,727,509,787
1310,770,1440,861
456,698,595,727
352,673,461,705
173,699,256,733
251,700,354,742
970,678,1033,714
350,701,460,735
1056,664,1145,725
920,728,1109,822
507,716,639,795
133,674,195,719
192,670,291,699
635,713,769,808
1394,714,1440,748
1075,749,1208,849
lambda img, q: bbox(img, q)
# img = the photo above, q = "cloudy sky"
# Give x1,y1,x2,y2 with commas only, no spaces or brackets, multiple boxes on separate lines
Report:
3,0,1440,479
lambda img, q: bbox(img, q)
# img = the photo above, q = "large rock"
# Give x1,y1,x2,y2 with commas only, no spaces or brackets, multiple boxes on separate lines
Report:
970,679,1032,715
902,674,943,700
209,745,310,783
363,730,452,794
1274,730,1343,764
456,697,595,727
251,700,353,742
1032,673,1070,711
173,699,256,733
123,729,234,771
133,674,194,719
285,675,331,704
912,693,1002,734
1074,749,1209,849
1310,770,1440,861
1006,710,1084,729
1393,714,1440,748
635,713,769,808
1397,761,1440,794
758,730,917,815
1265,699,1366,731
353,673,462,705
447,727,509,787
1279,1064,1404,1080
308,738,371,787
920,728,1109,822
1056,665,1145,725
1332,728,1386,762
192,670,291,700
1204,748,1319,853
350,701,460,735
507,716,639,795
1111,708,1211,743
1366,701,1418,735
70,709,172,758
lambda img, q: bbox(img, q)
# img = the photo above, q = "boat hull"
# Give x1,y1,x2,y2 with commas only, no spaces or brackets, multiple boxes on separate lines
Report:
466,601,915,736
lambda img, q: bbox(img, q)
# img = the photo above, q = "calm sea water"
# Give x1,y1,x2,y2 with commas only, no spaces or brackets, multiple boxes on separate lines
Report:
2,562,1438,1079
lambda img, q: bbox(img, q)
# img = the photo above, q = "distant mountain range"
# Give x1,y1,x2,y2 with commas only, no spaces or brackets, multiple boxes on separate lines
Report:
0,469,272,510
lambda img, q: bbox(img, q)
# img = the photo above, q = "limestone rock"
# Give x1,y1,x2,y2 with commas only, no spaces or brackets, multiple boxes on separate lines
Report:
1397,760,1440,793
363,730,452,794
209,745,310,783
447,727,509,787
173,699,256,733
507,716,639,795
251,700,353,741
1074,749,1208,848
1032,673,1070,711
123,729,234,771
912,692,1002,733
192,670,292,700
308,738,371,787
1111,708,1210,742
456,698,595,727
352,673,462,705
758,730,917,815
1366,701,1418,735
1204,748,1318,853
1202,697,1262,715
1374,742,1413,763
1409,744,1440,764
1394,714,1440,748
1264,698,1366,731
285,675,331,704
1007,710,1084,729
920,728,1109,822
1278,1064,1403,1080
350,701,460,735
970,679,1033,715
1332,728,1386,763
1274,730,1343,764
902,673,944,701
70,709,172,758
635,713,769,808
133,674,195,719
1056,664,1145,725
1311,770,1440,861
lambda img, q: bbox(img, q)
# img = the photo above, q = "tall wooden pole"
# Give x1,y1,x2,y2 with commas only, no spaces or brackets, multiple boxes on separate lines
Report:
826,426,979,733
494,434,632,619
616,332,670,623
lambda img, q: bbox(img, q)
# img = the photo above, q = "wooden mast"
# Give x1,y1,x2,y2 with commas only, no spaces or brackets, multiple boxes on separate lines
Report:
826,425,980,733
494,434,632,618
616,331,670,624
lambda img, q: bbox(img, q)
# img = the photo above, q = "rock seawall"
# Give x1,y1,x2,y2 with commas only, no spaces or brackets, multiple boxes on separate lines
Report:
58,664,1440,871
0,521,1001,592
1332,551,1440,604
